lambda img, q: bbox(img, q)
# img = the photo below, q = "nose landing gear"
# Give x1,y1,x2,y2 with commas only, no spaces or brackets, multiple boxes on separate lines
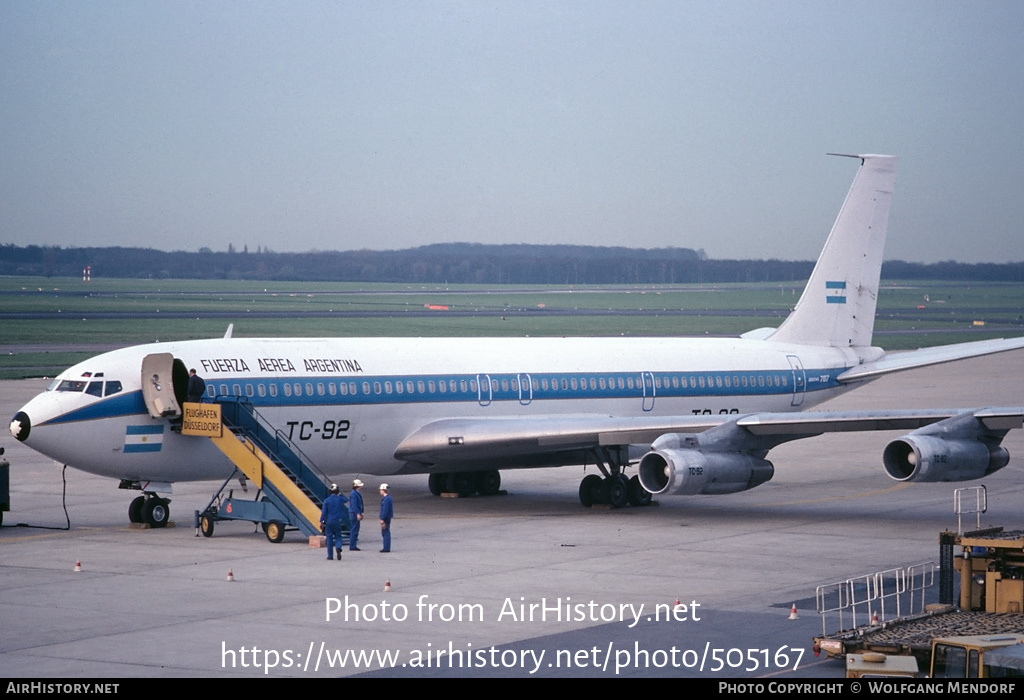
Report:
127,493,171,527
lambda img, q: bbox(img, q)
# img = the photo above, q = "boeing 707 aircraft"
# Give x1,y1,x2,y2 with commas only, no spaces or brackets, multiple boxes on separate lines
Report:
10,154,1024,527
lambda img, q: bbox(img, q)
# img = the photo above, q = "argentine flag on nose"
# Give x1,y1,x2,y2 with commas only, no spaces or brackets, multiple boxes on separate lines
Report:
124,424,164,453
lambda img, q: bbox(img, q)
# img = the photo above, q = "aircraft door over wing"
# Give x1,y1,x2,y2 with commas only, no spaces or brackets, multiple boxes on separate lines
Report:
477,374,492,407
518,373,533,405
641,371,656,412
787,355,806,407
141,353,189,419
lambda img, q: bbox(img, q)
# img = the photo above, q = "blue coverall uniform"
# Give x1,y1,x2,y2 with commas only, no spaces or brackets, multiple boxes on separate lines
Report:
379,493,393,552
320,492,348,559
348,487,364,550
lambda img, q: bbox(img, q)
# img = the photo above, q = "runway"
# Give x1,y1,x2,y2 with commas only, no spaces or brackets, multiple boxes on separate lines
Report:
1,350,1022,677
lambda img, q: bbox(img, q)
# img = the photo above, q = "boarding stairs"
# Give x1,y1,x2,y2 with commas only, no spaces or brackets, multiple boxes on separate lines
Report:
198,397,343,541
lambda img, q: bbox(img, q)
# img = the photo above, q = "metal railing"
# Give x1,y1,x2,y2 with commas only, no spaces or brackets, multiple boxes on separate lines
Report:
215,396,333,505
954,485,987,535
816,561,935,637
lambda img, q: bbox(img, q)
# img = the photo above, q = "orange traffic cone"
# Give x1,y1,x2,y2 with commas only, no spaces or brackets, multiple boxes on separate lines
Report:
871,610,879,625
383,578,391,592
789,604,799,620
226,568,235,582
74,560,82,572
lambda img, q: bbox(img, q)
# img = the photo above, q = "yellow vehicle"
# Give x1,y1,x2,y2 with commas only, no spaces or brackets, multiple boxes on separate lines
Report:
846,652,920,678
931,634,1024,678
954,528,1024,614
816,526,1024,665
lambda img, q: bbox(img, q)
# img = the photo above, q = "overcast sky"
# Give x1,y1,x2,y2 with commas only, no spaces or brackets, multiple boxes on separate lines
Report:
2,1,1023,263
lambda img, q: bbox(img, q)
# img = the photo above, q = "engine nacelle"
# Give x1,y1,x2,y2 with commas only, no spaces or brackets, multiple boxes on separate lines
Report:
882,435,1009,482
638,448,775,496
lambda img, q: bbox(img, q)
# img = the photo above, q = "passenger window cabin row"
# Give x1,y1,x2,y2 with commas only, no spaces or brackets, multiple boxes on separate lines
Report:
203,371,791,401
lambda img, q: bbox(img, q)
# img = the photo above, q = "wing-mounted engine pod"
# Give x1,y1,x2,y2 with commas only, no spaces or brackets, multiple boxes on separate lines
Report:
883,435,1009,482
638,451,674,494
638,448,774,496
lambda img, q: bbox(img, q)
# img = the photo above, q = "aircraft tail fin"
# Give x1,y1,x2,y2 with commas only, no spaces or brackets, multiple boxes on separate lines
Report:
768,154,897,348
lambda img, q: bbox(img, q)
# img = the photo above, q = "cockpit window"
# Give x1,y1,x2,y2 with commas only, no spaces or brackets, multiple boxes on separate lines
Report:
50,378,123,396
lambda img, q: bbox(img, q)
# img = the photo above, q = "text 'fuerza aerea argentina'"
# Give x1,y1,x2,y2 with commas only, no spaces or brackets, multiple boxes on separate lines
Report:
198,357,364,374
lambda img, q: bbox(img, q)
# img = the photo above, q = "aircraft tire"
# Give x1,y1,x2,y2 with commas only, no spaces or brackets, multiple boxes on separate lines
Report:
447,472,476,497
142,497,169,528
476,470,501,496
627,475,652,507
265,520,285,544
579,474,603,507
428,473,445,497
607,475,629,509
128,496,145,523
200,515,215,538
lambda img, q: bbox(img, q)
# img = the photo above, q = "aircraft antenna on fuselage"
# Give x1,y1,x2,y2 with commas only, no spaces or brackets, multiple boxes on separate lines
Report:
767,154,897,349
224,324,234,339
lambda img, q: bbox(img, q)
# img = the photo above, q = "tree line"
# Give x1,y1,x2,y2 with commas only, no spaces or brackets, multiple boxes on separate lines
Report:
1,243,1022,284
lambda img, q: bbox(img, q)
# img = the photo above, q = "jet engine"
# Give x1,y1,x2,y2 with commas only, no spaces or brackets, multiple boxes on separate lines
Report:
638,448,774,495
883,436,1009,482
882,411,1011,482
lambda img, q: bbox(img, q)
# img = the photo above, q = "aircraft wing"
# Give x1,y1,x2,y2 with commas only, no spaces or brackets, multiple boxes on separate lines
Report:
395,414,725,464
394,408,1024,465
733,407,1024,434
838,337,1024,383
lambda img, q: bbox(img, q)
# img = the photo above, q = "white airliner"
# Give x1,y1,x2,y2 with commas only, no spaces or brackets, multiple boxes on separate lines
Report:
10,154,1024,527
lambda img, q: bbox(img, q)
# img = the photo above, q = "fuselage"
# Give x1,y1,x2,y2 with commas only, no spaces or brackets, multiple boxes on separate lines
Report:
8,155,904,495
11,335,877,486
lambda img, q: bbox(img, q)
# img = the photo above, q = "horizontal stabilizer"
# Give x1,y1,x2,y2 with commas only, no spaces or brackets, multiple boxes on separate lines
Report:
740,327,777,340
838,337,1024,383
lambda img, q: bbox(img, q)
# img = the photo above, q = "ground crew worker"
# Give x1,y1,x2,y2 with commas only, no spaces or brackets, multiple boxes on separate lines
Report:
379,483,393,553
348,479,364,551
320,484,348,561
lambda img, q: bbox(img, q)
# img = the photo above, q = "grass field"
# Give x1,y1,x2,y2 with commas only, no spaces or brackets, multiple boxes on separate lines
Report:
2,276,1022,378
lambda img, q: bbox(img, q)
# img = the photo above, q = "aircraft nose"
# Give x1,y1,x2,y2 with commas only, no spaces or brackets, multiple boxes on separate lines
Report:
10,411,31,442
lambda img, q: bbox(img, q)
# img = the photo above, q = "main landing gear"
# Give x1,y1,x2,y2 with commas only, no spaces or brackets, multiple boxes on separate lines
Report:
578,448,652,509
128,493,171,528
428,470,502,498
